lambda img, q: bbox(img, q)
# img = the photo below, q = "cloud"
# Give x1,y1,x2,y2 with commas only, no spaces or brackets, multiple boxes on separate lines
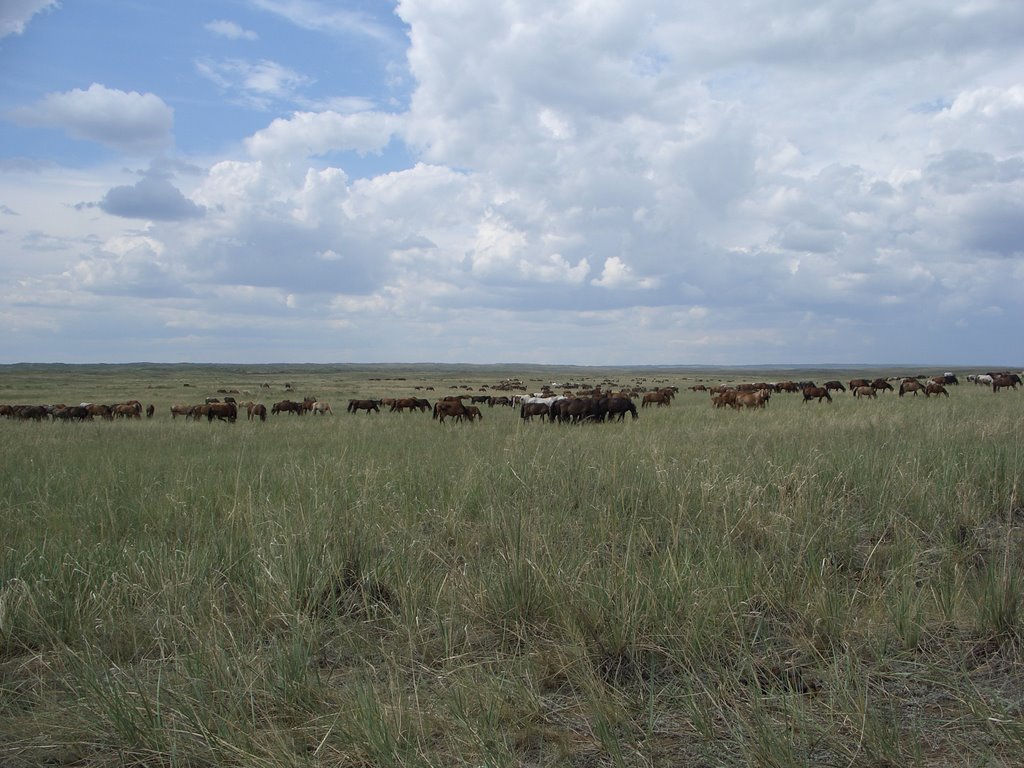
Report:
195,58,311,109
0,0,57,38
246,110,402,159
204,19,258,40
251,0,404,46
93,174,206,221
9,83,173,153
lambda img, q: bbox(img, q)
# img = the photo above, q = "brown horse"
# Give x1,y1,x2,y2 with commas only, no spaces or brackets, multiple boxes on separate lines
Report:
736,389,771,408
848,378,870,392
823,380,846,392
992,374,1021,392
642,391,671,407
207,402,238,422
248,403,267,421
853,386,877,399
925,382,949,398
802,386,832,403
391,397,429,413
899,380,926,397
273,399,305,415
871,379,894,393
347,399,381,414
433,400,468,422
519,402,550,421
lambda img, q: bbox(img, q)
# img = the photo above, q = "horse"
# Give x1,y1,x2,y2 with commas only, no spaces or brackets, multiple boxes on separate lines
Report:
463,405,483,422
736,389,771,409
145,404,155,418
311,401,333,415
604,396,638,421
519,402,551,422
992,374,1021,392
391,398,429,413
853,386,877,399
641,391,671,407
823,380,846,392
170,404,194,419
111,403,141,419
248,403,267,421
925,382,949,398
433,399,468,422
802,386,832,403
712,390,739,409
273,400,305,415
347,399,381,414
207,402,238,422
871,379,894,393
848,379,870,392
899,380,926,397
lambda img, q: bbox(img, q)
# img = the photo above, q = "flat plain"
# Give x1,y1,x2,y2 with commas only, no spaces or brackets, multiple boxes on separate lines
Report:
1,363,1022,767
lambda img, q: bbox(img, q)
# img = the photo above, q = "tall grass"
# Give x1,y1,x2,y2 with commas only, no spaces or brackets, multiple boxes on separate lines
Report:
1,367,1022,765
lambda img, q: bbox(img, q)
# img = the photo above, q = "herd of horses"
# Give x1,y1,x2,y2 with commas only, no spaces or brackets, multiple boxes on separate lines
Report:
3,371,1019,425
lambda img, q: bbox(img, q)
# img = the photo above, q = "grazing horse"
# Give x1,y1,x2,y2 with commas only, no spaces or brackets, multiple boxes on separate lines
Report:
248,403,267,421
899,380,926,397
170,404,194,419
853,386,877,399
112,403,141,419
802,386,833,403
391,397,429,413
992,374,1021,392
712,390,739,409
736,389,771,409
273,400,305,415
433,399,468,422
925,382,949,398
848,379,870,392
207,402,238,422
463,405,483,422
823,380,846,392
311,401,333,415
641,391,671,407
871,379,894,393
347,399,381,414
604,396,638,421
519,402,551,422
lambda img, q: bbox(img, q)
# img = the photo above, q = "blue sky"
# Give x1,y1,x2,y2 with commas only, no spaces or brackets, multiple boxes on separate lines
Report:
1,1,1022,365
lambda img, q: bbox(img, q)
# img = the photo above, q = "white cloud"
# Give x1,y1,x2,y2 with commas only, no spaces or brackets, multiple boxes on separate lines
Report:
195,58,311,109
0,0,57,38
204,19,259,40
9,83,173,153
246,110,402,160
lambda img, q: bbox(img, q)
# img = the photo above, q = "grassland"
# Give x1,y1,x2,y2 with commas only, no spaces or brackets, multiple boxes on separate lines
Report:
1,363,1022,767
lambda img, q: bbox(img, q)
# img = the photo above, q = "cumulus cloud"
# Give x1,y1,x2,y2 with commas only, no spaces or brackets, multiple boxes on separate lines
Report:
9,83,173,153
6,1,1024,364
0,0,57,38
94,174,206,222
246,110,402,159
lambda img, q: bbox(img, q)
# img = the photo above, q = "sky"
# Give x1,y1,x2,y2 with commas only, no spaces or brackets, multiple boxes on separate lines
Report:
1,0,1022,366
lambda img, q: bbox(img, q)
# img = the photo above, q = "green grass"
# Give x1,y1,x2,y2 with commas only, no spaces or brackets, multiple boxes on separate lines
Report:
1,364,1023,766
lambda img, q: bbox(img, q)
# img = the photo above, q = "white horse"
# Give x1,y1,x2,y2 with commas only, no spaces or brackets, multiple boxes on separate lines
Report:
311,401,333,415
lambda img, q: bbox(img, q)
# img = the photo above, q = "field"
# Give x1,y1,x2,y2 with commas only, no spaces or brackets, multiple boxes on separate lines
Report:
2,363,1023,767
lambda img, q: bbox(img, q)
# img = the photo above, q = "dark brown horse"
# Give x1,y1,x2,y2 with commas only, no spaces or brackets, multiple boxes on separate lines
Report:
992,374,1021,392
248,403,267,421
347,399,380,414
433,399,468,422
272,399,304,415
823,380,846,392
925,382,949,398
207,402,237,422
519,402,550,421
802,386,832,403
